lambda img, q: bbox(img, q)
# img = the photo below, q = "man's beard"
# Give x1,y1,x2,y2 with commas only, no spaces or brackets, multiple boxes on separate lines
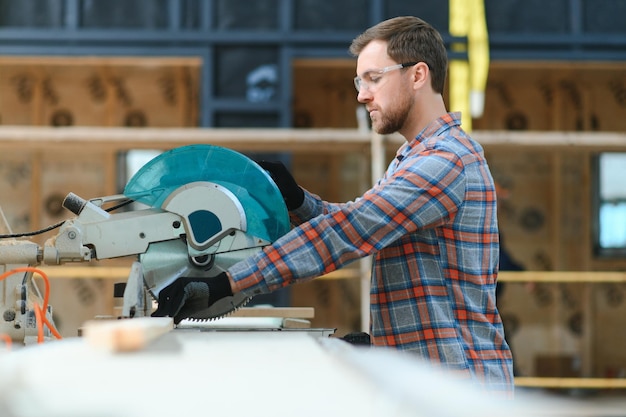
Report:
372,92,413,135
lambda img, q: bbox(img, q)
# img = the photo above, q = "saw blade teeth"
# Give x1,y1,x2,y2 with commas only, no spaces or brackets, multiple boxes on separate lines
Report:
188,296,253,322
181,296,254,322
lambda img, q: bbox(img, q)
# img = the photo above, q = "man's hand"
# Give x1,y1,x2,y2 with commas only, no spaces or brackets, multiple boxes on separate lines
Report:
151,272,233,324
257,160,304,210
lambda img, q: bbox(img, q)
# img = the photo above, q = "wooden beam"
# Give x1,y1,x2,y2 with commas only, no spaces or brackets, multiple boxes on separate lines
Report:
35,266,626,283
1,127,626,154
515,376,626,389
383,130,626,151
0,56,202,67
477,131,626,150
552,153,562,269
499,271,626,282
38,265,361,280
0,126,373,153
292,58,353,69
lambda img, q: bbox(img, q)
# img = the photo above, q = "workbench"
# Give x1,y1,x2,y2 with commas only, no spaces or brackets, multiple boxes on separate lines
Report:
0,319,554,417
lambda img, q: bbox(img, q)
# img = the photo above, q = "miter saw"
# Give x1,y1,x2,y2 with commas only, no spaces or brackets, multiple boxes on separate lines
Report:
0,144,290,345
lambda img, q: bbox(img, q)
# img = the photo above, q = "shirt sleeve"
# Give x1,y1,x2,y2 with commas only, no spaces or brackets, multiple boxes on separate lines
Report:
228,146,467,296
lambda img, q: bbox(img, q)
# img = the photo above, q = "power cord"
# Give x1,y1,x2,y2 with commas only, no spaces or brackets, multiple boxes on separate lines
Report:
0,198,134,239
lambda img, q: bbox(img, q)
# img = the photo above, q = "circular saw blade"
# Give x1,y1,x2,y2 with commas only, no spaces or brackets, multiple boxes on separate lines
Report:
141,239,255,321
123,144,290,243
124,144,291,321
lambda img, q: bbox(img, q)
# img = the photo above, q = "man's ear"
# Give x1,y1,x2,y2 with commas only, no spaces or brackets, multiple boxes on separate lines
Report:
411,62,430,89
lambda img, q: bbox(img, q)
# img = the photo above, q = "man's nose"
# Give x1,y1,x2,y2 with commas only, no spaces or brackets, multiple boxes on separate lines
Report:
356,87,372,103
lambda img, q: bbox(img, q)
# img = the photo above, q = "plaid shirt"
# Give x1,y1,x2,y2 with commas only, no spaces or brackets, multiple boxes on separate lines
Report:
229,113,514,395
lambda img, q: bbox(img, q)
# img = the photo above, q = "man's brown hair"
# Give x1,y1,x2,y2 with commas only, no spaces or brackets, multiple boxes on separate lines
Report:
349,16,448,94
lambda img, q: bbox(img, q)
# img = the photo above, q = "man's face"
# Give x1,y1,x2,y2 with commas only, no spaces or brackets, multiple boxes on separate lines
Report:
355,40,414,135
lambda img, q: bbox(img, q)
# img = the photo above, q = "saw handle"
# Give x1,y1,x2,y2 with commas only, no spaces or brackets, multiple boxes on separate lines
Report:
62,192,88,215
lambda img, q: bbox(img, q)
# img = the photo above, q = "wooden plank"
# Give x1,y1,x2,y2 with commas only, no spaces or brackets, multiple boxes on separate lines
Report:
0,66,36,125
0,58,200,128
384,130,626,150
0,56,202,67
515,377,626,389
0,127,626,152
478,131,626,150
100,64,116,126
554,79,563,130
498,271,626,283
82,316,173,352
105,126,603,149
581,150,593,270
0,126,373,153
292,58,353,69
552,153,562,269
38,265,361,280
581,284,594,378
30,67,43,125
489,61,626,70
38,267,626,283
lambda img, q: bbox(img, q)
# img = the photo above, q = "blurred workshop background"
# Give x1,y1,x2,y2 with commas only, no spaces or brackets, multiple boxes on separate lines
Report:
1,0,626,395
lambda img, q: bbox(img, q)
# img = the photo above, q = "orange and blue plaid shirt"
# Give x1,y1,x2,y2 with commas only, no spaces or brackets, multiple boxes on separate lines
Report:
229,112,514,395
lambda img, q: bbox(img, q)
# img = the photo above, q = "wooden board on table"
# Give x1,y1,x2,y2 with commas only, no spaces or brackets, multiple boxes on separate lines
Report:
82,317,173,352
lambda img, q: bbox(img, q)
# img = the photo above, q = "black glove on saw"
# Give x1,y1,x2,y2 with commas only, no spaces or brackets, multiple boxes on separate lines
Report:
257,160,304,210
151,272,233,324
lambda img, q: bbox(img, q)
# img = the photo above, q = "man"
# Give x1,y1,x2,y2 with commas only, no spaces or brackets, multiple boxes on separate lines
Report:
154,16,514,396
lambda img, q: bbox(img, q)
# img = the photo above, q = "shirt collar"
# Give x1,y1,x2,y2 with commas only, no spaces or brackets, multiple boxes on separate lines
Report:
395,112,462,160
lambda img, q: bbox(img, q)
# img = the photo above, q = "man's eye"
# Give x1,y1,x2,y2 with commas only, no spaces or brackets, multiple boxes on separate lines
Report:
363,74,381,84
